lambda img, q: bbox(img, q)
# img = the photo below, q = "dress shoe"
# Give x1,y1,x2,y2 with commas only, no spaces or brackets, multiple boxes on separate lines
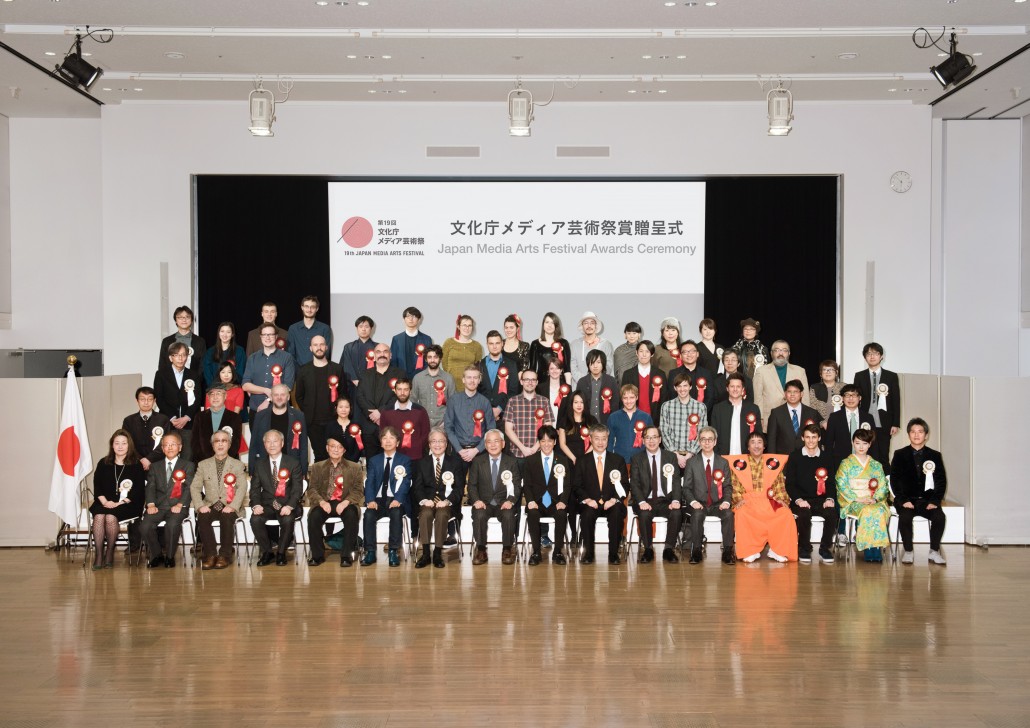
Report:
528,552,542,566
214,557,229,569
722,550,736,565
147,556,164,569
639,547,655,564
663,548,680,563
414,551,431,569
201,556,216,570
689,549,702,564
275,553,288,566
433,548,445,568
307,556,325,567
552,552,567,565
472,548,488,565
580,552,595,564
257,552,275,567
340,556,354,567
91,563,104,572
164,557,176,568
443,536,458,548
501,548,516,565
608,553,621,565
388,549,400,567
361,551,377,566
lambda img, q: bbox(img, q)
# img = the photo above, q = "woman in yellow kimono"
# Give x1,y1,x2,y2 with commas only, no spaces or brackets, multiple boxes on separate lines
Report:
836,428,890,561
730,432,798,563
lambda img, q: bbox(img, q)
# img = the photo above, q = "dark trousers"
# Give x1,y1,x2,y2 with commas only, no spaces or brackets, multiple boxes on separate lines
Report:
417,504,451,549
632,499,684,548
871,424,892,474
309,422,329,462
579,501,627,555
472,503,517,550
362,498,403,550
527,504,568,553
791,499,840,556
126,520,142,551
251,507,299,554
688,503,734,553
308,502,360,560
139,507,189,558
197,509,238,559
897,502,947,550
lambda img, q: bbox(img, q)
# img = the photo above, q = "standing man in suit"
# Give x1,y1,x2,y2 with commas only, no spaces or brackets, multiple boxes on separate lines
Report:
154,341,203,463
853,342,901,471
413,429,465,569
361,426,412,567
294,334,348,462
710,349,754,407
250,383,309,475
157,305,206,377
340,315,378,387
355,342,406,457
682,426,734,565
191,429,247,570
122,386,170,472
576,349,619,427
710,373,762,457
665,340,715,411
753,340,810,430
783,424,838,564
389,306,433,379
891,417,948,565
477,330,519,425
522,426,572,565
286,295,334,368
629,425,683,564
249,429,304,566
766,380,821,455
573,424,628,565
305,434,364,567
823,384,875,472
468,429,522,565
139,431,196,568
190,384,243,461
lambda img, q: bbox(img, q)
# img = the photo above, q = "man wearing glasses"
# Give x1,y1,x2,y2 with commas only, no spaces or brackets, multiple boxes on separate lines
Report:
629,426,682,564
753,339,810,430
682,426,735,565
242,323,297,420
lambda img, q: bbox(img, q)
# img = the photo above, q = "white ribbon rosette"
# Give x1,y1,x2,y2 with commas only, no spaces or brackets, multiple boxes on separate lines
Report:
501,469,515,498
554,463,566,495
876,382,889,412
610,469,626,499
662,462,675,497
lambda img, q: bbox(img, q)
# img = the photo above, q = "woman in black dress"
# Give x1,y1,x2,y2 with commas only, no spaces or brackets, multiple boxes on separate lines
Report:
89,429,145,570
501,314,531,373
323,396,362,462
528,311,572,384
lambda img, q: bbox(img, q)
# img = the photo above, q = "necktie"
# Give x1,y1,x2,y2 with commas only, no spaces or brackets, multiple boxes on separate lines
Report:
791,408,799,434
167,461,173,480
142,414,149,424
595,455,604,500
271,459,278,478
435,457,442,488
849,412,857,437
705,459,713,506
869,372,879,415
491,458,499,489
542,456,552,508
650,455,658,500
382,456,392,498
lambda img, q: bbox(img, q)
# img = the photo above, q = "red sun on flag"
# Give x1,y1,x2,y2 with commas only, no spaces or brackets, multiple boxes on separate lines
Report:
57,427,81,476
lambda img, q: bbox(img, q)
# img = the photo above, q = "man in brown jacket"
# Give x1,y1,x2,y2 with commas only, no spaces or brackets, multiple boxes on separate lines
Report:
305,434,365,566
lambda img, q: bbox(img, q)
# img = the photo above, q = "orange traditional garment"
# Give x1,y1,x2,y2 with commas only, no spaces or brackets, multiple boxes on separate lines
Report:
730,454,798,560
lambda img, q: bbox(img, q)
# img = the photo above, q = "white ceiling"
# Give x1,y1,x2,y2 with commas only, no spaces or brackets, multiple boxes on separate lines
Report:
0,0,1027,117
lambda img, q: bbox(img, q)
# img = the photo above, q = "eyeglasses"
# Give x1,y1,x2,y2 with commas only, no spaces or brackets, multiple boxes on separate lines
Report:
699,436,716,443
643,435,661,441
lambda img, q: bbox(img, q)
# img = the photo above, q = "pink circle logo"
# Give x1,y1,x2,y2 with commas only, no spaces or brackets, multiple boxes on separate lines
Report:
340,217,373,248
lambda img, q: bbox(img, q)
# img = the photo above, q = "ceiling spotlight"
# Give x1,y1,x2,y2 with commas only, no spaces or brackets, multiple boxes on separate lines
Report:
248,77,293,137
56,33,105,91
767,83,793,136
508,80,534,137
929,31,976,88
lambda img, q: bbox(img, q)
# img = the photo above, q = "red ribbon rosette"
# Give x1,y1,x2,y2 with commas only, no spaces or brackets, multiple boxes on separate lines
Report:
415,343,426,369
713,469,725,499
366,349,375,369
632,420,646,448
696,377,707,403
270,363,283,386
275,337,287,351
291,420,303,449
332,474,344,501
473,409,485,438
601,387,612,414
497,366,509,394
170,468,186,499
224,472,237,503
401,420,414,449
275,467,290,497
688,412,700,440
765,457,780,470
434,379,447,406
534,407,546,431
673,353,682,368
768,487,782,511
555,383,570,407
551,341,563,364
328,375,339,403
868,477,879,497
388,377,398,392
815,467,828,496
580,425,590,453
652,375,663,403
348,423,364,451
745,412,757,434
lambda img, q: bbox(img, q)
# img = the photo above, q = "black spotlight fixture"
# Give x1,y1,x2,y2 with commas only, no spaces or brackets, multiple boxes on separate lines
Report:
57,35,103,91
929,32,976,88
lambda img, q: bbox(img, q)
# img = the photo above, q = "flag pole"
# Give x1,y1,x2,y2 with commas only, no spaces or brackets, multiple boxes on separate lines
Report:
52,355,86,552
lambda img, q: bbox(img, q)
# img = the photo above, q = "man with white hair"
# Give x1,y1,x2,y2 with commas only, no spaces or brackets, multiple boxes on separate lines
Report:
753,339,810,430
467,429,523,565
570,311,615,381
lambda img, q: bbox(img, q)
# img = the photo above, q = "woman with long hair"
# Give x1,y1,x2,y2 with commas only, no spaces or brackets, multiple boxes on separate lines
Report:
528,311,572,384
88,429,145,570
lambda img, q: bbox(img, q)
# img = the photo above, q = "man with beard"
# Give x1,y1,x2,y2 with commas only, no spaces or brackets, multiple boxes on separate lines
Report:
250,383,309,475
411,344,454,429
753,339,810,430
295,334,348,461
355,342,406,457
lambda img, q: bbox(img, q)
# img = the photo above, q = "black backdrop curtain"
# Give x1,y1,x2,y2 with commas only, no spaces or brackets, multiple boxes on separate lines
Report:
702,176,839,380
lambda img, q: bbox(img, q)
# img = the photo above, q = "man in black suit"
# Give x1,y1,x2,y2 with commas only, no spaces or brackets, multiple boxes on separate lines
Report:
891,417,948,565
153,341,203,463
629,425,683,564
477,330,519,425
682,426,734,564
666,340,715,410
710,348,754,407
122,386,170,472
249,430,304,566
783,424,839,564
853,342,901,471
412,429,465,568
468,429,522,565
823,384,875,472
138,431,196,568
294,334,349,462
354,342,406,457
573,424,628,565
157,304,206,376
250,383,309,475
709,373,762,456
522,426,572,565
190,384,243,461
766,379,821,455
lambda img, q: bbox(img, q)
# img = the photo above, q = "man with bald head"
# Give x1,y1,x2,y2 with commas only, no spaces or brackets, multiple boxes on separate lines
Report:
250,383,309,475
295,334,348,461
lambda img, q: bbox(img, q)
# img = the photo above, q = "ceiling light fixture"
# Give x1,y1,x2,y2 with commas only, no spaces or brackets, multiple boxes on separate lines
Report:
55,28,112,92
914,27,977,88
508,79,534,136
766,82,793,136
248,77,293,137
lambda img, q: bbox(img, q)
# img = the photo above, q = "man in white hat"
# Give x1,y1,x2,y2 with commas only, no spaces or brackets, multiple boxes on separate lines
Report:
571,311,614,382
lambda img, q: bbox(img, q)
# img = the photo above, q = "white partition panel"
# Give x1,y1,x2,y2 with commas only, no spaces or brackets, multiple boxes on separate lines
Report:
898,373,940,457
939,377,972,542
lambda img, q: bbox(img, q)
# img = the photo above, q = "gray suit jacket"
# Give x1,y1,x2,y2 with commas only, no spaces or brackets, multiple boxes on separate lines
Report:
144,457,196,510
467,452,522,506
629,448,683,503
683,453,732,506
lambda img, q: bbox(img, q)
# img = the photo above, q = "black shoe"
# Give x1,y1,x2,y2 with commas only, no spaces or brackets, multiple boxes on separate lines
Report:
276,553,288,566
608,553,621,565
257,552,275,567
147,556,164,569
415,552,431,569
340,556,354,567
580,552,595,564
689,548,702,564
528,552,542,566
164,557,175,568
433,549,445,568
639,547,655,564
552,552,567,565
722,550,736,565
388,549,401,567
307,556,325,567
443,536,457,549
664,548,680,563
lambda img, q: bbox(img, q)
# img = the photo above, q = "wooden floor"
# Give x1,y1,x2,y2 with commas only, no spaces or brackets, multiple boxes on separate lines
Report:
4,544,1029,728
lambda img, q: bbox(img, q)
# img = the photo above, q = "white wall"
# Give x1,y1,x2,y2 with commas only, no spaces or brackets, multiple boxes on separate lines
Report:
1021,115,1029,377
0,114,11,325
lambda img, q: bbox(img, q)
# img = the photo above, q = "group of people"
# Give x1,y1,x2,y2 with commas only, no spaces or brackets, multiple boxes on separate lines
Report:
84,300,949,571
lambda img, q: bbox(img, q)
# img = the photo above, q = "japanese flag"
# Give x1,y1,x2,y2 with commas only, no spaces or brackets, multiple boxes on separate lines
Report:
49,367,94,526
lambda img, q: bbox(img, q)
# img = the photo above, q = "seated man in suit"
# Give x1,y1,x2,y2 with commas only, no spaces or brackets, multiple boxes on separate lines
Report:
629,425,683,564
361,426,412,567
573,424,628,565
682,426,735,564
190,384,243,461
853,342,901,472
752,339,810,430
306,433,365,567
522,425,572,565
766,379,821,455
191,429,247,570
413,429,465,569
122,386,170,472
139,430,196,568
891,417,948,565
250,383,309,476
249,429,303,566
783,424,839,564
710,373,763,457
823,384,876,473
154,341,203,463
468,429,523,565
